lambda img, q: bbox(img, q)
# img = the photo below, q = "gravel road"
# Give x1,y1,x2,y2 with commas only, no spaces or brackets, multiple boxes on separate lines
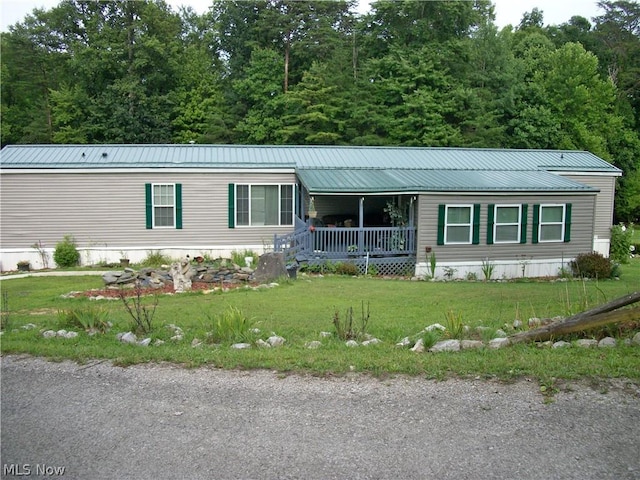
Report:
1,355,639,480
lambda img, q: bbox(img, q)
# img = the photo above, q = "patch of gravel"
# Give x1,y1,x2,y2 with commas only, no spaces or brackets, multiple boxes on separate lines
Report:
1,355,639,480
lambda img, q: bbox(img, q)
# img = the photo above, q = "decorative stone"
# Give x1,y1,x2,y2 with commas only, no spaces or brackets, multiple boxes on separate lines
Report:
396,337,411,347
320,331,332,338
575,339,598,348
632,332,640,346
267,335,286,347
56,329,68,337
253,252,287,283
191,338,202,348
552,341,571,349
424,323,446,332
429,339,461,352
170,334,183,342
410,338,424,352
488,337,510,349
22,323,37,330
305,341,322,349
495,329,507,338
231,343,251,349
138,338,152,347
598,337,617,348
461,340,484,349
512,320,523,329
154,339,165,346
361,338,381,346
345,340,359,347
42,330,57,338
256,339,271,348
119,332,137,344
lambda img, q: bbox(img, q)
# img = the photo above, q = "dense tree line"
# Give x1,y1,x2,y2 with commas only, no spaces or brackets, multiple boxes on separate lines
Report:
1,0,638,221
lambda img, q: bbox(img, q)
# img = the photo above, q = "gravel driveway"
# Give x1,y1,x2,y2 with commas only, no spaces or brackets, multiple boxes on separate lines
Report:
1,355,639,480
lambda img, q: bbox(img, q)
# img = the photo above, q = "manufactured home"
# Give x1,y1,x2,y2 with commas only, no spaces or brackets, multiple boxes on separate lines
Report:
0,145,621,278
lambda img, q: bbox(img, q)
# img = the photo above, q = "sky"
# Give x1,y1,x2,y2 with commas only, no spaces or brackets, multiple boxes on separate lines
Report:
0,0,604,33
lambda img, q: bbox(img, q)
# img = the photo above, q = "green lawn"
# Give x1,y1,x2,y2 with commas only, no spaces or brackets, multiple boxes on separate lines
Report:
1,259,639,382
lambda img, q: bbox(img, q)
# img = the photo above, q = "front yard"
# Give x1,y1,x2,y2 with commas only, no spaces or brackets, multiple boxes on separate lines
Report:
1,258,639,383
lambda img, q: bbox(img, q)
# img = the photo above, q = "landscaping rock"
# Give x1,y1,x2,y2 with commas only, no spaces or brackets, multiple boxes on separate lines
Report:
512,319,523,329
424,323,446,332
42,330,57,338
429,339,461,352
256,339,270,348
410,338,424,353
253,252,287,283
345,340,359,347
305,341,322,349
461,340,484,349
319,332,332,338
119,332,137,344
139,338,152,347
361,338,381,346
488,337,510,349
575,339,598,348
552,341,571,349
396,337,411,347
191,338,202,348
267,335,286,347
598,337,617,348
632,332,640,346
231,343,251,349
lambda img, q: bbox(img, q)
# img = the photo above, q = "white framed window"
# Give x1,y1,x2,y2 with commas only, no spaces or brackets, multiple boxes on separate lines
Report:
236,184,294,227
152,183,176,228
538,204,565,242
494,205,521,243
445,205,473,244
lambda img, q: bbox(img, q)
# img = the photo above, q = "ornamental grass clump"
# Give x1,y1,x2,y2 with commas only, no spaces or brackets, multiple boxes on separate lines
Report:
206,305,255,344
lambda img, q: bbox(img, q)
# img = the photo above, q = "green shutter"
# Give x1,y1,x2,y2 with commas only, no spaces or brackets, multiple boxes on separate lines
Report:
145,183,153,229
228,183,235,229
175,183,183,229
487,204,495,245
472,204,480,245
532,204,540,244
564,203,572,243
520,204,528,244
437,204,445,245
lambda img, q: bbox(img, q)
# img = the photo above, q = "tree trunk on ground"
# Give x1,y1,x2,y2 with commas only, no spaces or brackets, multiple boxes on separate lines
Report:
509,291,640,344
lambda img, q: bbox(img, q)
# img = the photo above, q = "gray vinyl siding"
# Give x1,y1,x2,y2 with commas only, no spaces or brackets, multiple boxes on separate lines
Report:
416,193,596,264
0,171,297,249
560,174,616,240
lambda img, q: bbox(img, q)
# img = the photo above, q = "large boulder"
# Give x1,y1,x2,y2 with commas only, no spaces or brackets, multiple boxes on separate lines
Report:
253,252,287,283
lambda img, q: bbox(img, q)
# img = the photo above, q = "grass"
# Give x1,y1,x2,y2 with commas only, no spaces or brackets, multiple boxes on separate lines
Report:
1,259,639,382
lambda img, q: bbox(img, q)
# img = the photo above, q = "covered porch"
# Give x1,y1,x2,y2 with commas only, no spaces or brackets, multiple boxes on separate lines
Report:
274,194,417,274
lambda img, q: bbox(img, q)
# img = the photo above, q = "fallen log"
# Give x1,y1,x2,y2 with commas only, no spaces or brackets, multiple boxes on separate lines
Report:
509,291,640,344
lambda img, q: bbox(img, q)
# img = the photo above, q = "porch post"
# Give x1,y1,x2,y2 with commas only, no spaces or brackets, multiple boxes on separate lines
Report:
358,197,365,253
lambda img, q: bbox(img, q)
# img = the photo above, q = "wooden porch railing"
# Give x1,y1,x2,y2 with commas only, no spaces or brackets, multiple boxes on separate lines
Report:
274,223,417,263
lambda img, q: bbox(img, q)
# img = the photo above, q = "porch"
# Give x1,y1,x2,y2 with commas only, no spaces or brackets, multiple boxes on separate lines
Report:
274,217,417,275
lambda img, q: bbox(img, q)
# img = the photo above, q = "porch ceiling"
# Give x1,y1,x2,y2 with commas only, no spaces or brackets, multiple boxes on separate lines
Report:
296,168,599,194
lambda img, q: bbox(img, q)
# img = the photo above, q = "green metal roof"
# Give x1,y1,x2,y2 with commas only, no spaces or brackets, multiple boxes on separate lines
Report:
1,144,619,193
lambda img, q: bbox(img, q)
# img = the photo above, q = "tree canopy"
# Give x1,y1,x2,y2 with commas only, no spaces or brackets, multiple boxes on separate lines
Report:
1,0,639,221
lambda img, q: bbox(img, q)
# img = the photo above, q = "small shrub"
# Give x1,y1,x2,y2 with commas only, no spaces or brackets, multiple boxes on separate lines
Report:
335,262,359,276
570,252,613,279
1,291,10,331
333,301,370,341
58,305,110,333
428,252,437,279
421,330,442,350
610,223,634,264
53,235,80,268
118,281,159,335
466,271,478,281
206,306,254,344
366,264,379,276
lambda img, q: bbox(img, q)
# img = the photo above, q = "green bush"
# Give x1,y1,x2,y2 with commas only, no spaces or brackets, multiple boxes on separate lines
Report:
53,235,80,267
335,262,359,276
610,223,633,264
206,306,255,344
570,252,613,279
57,305,110,333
